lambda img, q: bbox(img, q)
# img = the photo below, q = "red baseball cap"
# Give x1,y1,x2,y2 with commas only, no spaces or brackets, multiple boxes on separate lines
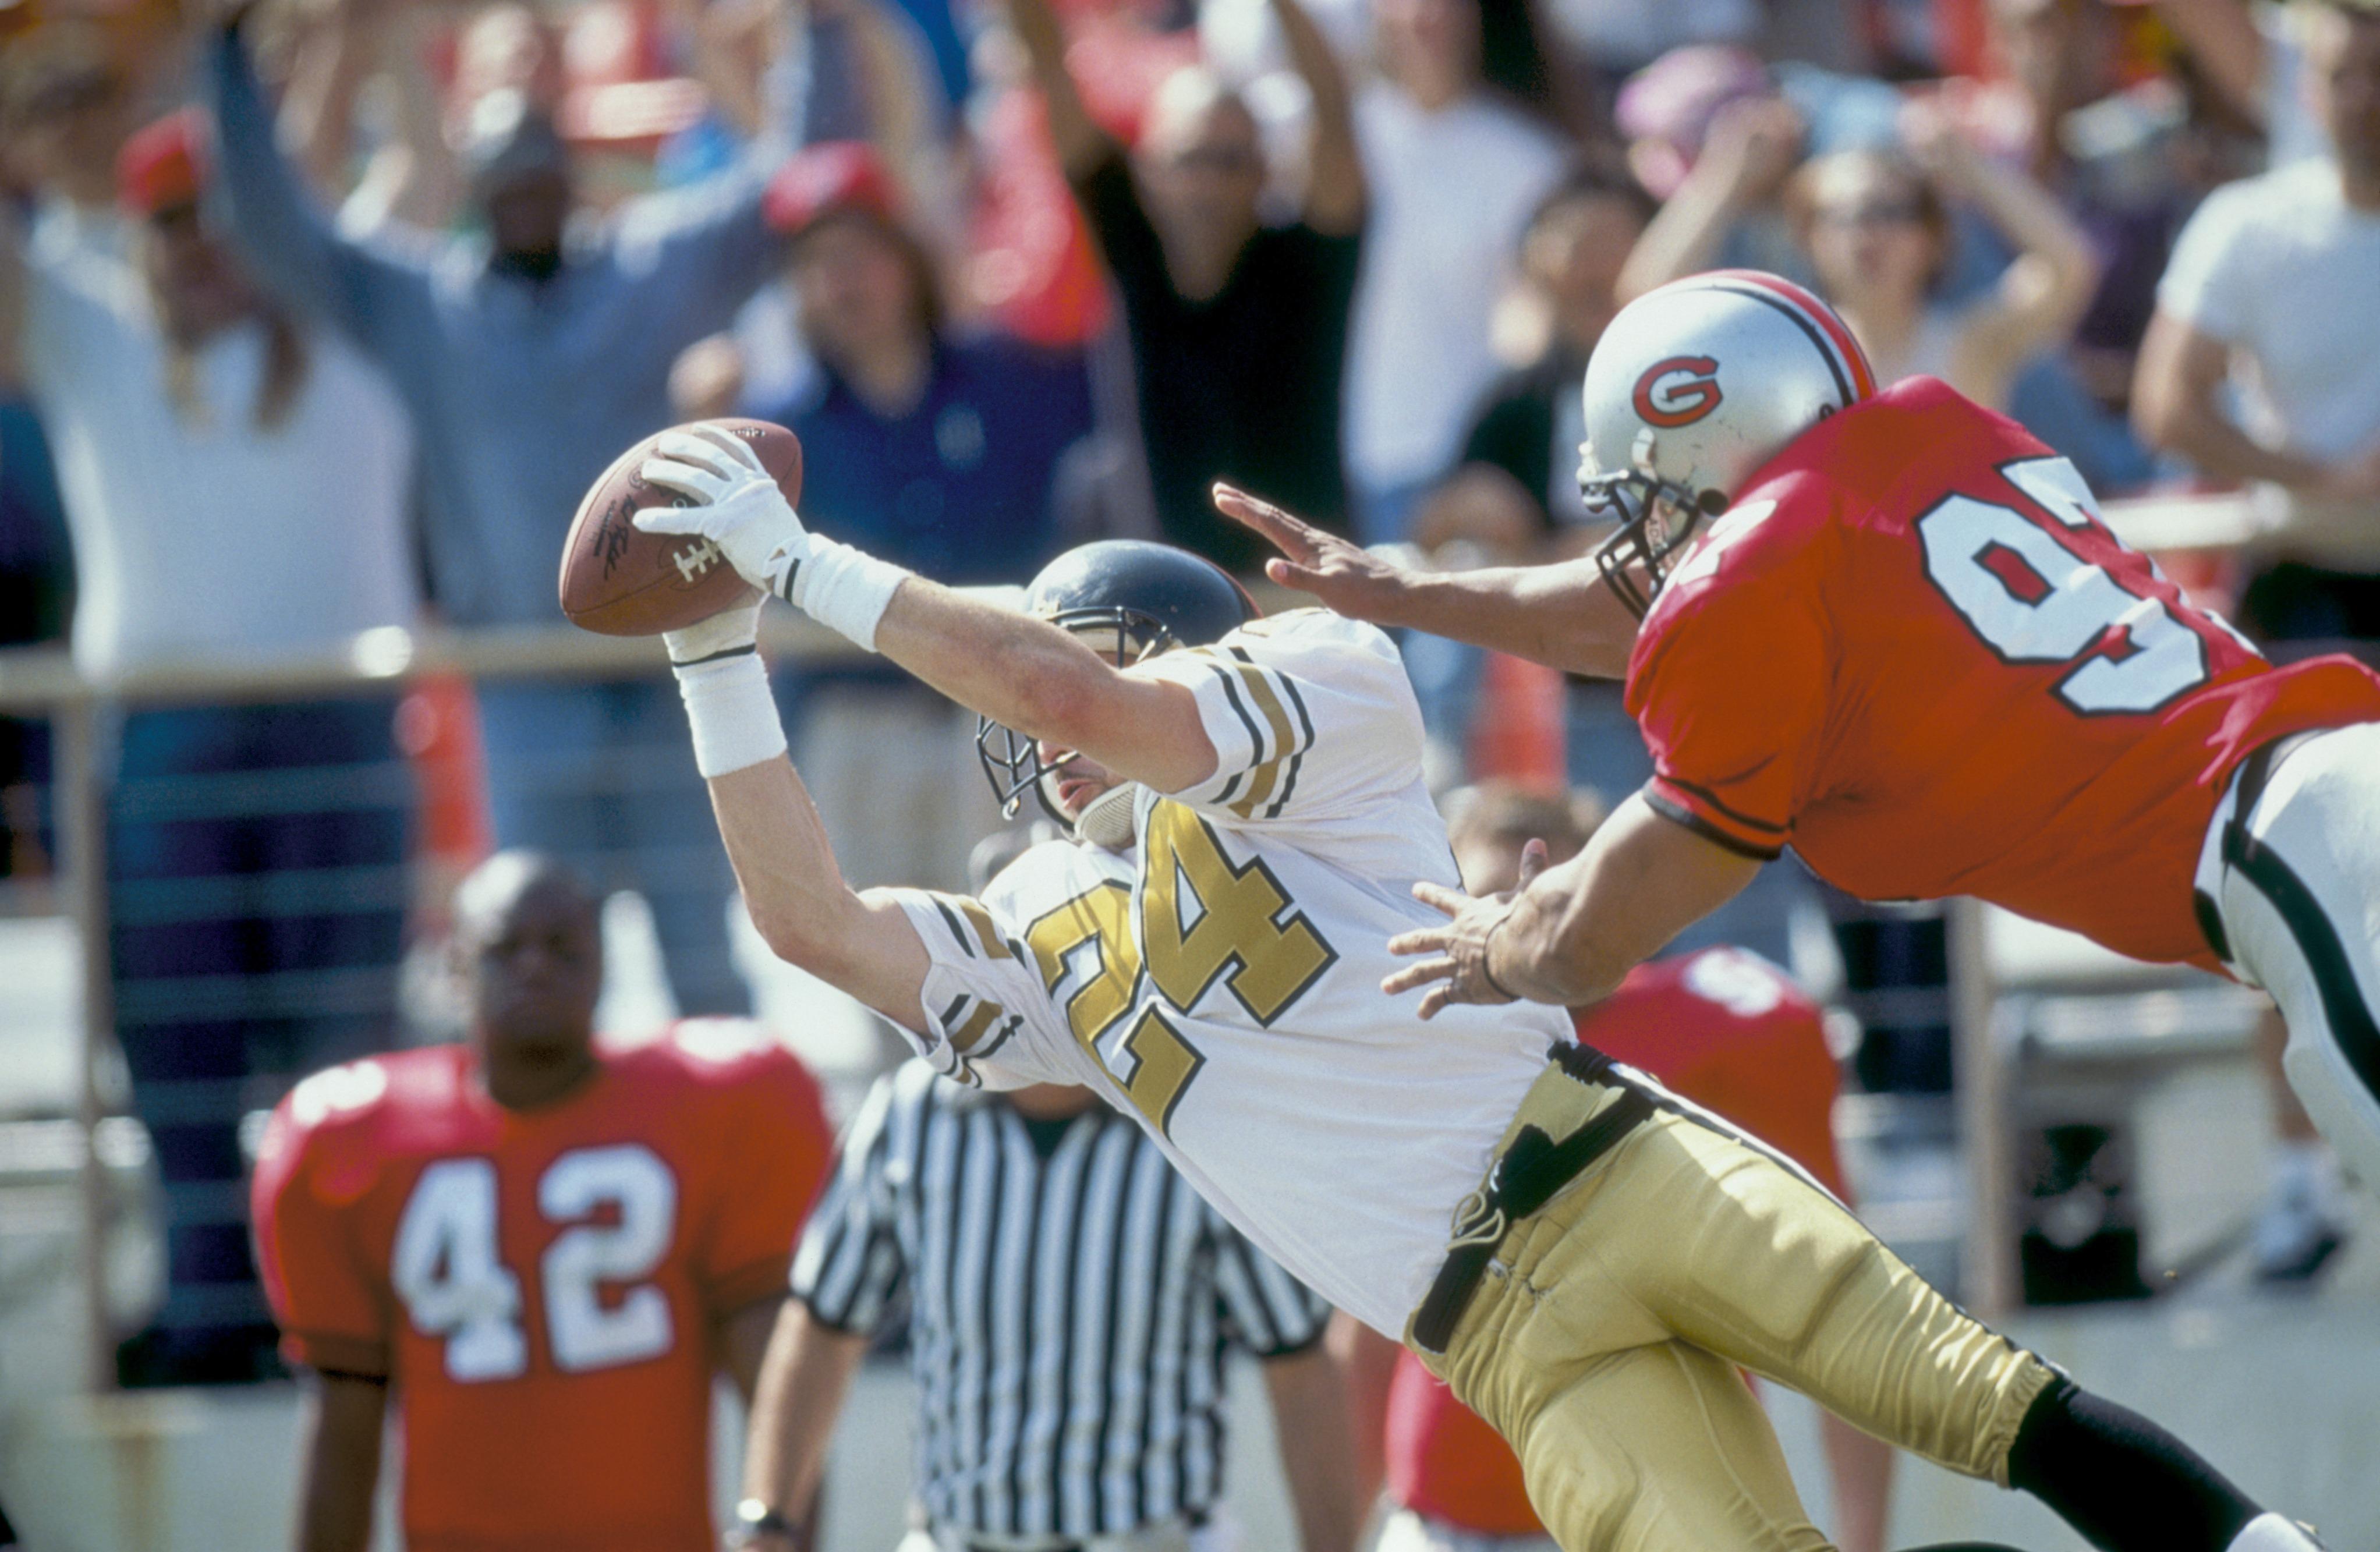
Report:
764,140,897,236
117,107,210,217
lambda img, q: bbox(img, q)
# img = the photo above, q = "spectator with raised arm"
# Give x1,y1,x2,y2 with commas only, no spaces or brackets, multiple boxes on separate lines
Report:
1010,0,1365,572
1632,95,2098,413
203,7,797,1019
1342,0,1578,542
2,108,417,1386
2134,0,2380,635
1786,101,2099,412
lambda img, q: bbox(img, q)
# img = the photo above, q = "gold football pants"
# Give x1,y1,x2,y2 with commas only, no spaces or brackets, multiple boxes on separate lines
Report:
1409,1064,2056,1551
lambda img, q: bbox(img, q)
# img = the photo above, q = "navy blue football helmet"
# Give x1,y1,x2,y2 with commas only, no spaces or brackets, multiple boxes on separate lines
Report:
977,541,1257,825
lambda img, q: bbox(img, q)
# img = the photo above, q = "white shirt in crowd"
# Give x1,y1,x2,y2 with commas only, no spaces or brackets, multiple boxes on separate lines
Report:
2156,158,2380,567
1344,84,1567,514
20,204,417,679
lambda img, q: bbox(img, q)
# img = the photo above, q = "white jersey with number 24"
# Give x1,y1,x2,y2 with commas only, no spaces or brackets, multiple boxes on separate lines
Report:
886,610,1566,1336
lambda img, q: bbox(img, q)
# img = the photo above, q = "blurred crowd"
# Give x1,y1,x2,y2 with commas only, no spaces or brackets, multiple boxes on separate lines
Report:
0,0,2375,1384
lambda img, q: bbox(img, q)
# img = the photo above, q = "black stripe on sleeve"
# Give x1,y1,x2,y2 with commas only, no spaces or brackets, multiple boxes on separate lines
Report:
932,896,977,956
1209,663,1269,767
1264,752,1304,820
1643,789,1786,862
1654,773,1789,835
1274,668,1318,755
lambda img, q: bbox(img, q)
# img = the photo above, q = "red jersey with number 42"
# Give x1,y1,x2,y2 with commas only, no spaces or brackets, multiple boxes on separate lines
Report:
1625,377,2380,972
251,1023,833,1552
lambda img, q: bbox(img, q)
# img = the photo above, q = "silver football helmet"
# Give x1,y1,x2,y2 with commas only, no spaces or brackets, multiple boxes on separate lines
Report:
1579,270,1876,616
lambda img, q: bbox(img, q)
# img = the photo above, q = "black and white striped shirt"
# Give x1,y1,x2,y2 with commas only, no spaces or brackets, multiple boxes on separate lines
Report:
792,1061,1331,1540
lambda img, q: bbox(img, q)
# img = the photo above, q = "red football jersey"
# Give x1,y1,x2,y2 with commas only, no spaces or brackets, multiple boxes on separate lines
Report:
1386,950,1847,1535
251,1023,833,1552
1627,377,2380,972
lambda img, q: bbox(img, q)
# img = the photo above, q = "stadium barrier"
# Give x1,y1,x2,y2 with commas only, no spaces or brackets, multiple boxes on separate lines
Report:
0,492,2279,1389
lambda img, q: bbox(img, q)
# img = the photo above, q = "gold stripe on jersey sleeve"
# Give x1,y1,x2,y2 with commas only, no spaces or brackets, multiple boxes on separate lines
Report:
1228,757,1283,820
952,898,1014,960
948,998,1006,1051
1231,660,1297,766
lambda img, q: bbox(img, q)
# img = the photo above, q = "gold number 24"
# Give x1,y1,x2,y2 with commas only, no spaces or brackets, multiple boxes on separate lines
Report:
1023,802,1333,1133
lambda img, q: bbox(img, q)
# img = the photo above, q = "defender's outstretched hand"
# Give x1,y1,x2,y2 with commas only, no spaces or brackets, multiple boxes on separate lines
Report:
636,425,810,597
1383,839,1550,1019
1212,483,1428,629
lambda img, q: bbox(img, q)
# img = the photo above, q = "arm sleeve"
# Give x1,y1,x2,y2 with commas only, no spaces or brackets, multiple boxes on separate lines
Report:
1132,609,1425,825
1624,521,1832,861
249,1103,391,1377
2153,182,2256,342
700,1049,838,1314
883,887,1082,1090
202,26,435,356
1206,1207,1331,1358
789,1078,907,1333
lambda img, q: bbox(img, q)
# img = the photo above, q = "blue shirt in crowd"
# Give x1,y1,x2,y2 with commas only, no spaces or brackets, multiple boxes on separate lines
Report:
204,29,788,626
761,335,1093,586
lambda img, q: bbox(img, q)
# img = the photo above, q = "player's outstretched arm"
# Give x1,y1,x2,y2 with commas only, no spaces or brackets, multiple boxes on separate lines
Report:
292,1373,387,1552
702,754,933,1030
1213,484,1642,680
738,1303,865,1552
1384,792,1758,1015
638,427,1221,795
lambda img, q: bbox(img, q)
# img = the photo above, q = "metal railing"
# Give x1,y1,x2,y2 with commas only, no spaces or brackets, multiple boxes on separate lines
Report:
0,491,2301,1387
0,612,892,1391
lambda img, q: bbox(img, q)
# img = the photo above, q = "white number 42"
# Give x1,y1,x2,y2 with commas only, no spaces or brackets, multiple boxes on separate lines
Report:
391,1145,679,1382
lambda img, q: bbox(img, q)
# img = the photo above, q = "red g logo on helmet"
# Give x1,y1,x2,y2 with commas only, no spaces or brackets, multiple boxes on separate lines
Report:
1632,356,1723,428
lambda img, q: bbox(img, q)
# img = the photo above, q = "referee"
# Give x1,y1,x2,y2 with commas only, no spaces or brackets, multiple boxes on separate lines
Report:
727,1061,1358,1552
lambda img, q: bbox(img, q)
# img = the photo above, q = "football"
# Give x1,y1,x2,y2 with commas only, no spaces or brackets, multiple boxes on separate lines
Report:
557,418,803,636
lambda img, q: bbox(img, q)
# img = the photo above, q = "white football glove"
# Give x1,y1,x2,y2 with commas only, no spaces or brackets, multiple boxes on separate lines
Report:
635,424,912,651
635,426,809,597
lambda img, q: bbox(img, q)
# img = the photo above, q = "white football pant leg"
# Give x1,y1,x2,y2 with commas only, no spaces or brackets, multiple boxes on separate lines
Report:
2203,722,2380,1195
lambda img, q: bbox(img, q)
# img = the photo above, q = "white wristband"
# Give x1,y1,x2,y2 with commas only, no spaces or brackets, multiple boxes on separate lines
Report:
672,650,787,779
782,538,911,652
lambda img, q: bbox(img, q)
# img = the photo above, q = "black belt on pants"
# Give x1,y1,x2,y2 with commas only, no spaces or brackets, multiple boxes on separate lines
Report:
1411,1043,1663,1355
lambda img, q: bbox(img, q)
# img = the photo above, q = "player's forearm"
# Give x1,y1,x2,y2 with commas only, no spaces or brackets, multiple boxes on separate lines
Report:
1489,793,1760,1007
741,1305,866,1534
705,758,929,1022
871,576,1217,789
293,1373,387,1552
1386,560,1637,679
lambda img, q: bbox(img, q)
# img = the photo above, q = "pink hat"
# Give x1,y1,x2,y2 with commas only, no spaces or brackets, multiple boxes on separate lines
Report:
764,141,898,237
1614,45,1772,198
117,107,210,217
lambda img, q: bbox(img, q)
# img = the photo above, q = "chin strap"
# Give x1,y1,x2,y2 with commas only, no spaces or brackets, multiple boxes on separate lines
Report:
1074,784,1141,851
